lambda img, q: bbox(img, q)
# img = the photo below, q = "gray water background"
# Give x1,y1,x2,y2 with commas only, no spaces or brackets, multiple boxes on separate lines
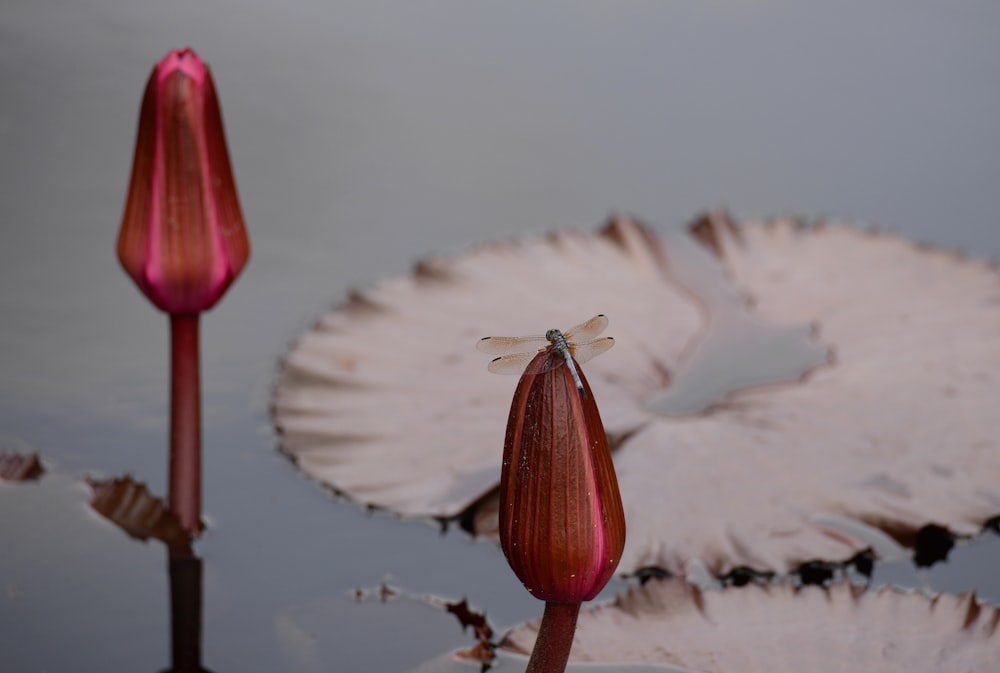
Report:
1,1,999,671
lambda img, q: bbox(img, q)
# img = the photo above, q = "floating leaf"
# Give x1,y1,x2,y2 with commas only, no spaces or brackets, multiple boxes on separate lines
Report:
273,214,1000,576
87,475,192,551
0,452,44,482
502,579,1000,671
408,650,685,673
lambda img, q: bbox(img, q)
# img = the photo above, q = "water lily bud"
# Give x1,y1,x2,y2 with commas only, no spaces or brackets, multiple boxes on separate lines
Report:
500,349,626,602
117,48,250,314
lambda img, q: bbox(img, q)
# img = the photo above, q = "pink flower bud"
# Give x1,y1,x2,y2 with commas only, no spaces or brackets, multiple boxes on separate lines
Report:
500,350,626,602
117,48,249,314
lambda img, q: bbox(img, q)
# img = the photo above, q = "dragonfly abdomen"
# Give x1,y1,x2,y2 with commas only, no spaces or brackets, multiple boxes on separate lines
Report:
546,329,586,397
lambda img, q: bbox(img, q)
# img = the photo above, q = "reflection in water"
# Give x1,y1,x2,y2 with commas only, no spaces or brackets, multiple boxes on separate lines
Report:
163,552,213,673
86,477,212,672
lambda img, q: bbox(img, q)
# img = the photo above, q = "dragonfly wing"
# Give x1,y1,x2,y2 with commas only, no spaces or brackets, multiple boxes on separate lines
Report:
487,351,541,375
571,336,615,365
477,334,548,356
563,314,609,344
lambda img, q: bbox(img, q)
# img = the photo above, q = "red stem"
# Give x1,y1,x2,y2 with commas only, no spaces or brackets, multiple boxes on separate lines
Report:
169,312,202,536
525,601,580,673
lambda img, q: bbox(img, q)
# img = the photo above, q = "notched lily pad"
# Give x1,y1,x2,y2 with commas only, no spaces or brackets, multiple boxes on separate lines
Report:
87,475,192,551
502,579,1000,671
0,452,45,482
273,213,1000,577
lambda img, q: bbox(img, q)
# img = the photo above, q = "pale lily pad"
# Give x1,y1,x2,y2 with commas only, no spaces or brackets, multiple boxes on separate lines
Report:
502,579,1000,672
273,214,1000,576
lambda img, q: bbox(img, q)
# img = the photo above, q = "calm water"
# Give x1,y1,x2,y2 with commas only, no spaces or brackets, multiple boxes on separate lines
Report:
2,1,999,671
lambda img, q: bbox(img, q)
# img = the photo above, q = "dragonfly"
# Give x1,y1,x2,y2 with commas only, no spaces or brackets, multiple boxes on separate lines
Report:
476,314,614,398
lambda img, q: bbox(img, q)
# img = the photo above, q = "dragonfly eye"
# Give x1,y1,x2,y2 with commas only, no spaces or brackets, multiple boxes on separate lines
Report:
545,329,557,340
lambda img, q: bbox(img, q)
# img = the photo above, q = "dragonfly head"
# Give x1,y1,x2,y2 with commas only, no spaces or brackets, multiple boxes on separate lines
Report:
545,328,560,342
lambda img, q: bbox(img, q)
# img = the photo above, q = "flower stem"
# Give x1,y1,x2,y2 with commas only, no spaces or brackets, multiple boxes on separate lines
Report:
525,601,581,673
169,312,202,535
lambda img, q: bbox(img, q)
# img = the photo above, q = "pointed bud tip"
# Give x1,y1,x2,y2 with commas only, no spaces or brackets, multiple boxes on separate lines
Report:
157,47,208,86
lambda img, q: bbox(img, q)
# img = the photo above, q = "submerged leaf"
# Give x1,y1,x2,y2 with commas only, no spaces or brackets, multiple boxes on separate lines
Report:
502,578,1000,671
273,214,1000,576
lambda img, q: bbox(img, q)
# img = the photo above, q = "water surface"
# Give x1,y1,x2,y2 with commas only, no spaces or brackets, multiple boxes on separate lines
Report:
2,1,999,671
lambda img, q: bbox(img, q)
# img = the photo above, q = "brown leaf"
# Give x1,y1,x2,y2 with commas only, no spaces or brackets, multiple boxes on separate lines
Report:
502,578,1000,671
87,475,192,551
0,452,44,482
446,598,495,668
446,597,493,641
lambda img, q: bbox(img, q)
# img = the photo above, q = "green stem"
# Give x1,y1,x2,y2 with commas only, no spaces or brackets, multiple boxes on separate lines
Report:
525,601,581,673
169,312,202,536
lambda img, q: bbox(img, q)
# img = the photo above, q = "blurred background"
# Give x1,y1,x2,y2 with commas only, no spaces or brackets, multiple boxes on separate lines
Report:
1,1,998,671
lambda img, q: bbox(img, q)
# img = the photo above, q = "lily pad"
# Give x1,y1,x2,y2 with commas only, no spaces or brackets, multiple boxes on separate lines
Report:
502,579,1000,671
273,214,1000,576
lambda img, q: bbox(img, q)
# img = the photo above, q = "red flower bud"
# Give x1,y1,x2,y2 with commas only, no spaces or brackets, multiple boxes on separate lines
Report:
499,349,626,602
117,48,249,314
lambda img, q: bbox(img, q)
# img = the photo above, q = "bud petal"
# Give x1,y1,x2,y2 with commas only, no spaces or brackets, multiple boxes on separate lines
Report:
117,48,250,314
499,350,626,602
